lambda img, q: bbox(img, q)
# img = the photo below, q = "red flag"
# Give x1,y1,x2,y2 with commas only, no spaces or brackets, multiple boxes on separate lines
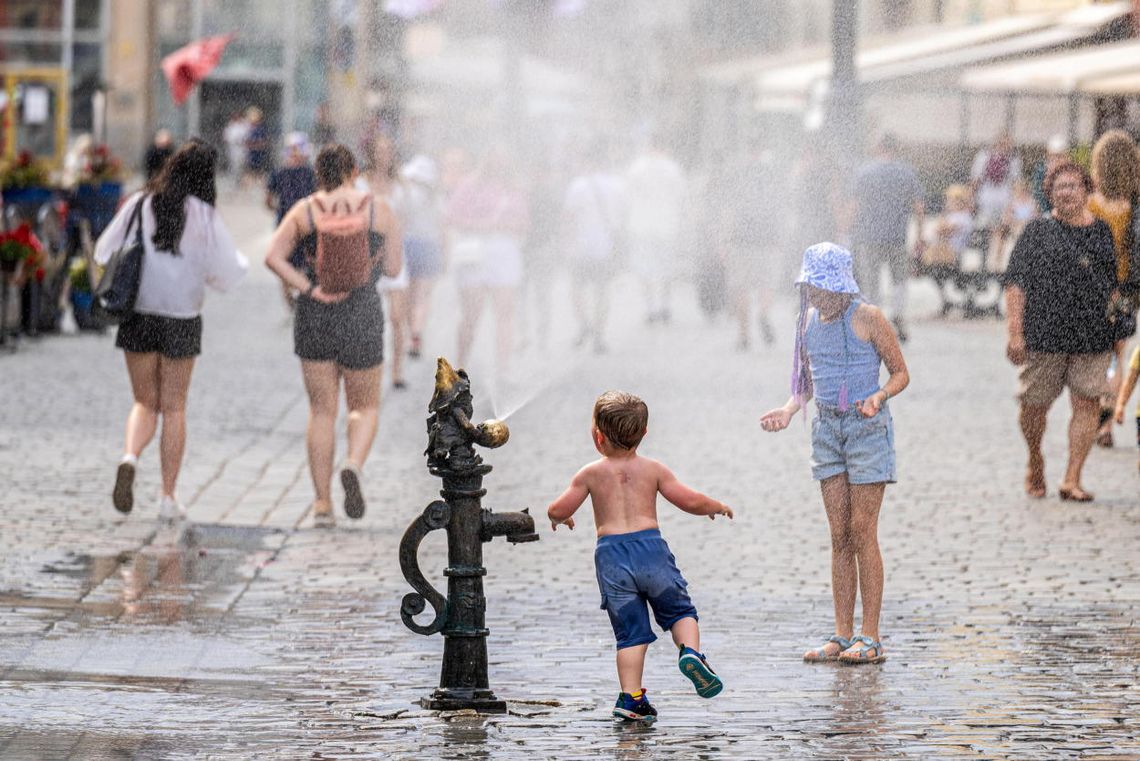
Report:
161,34,234,106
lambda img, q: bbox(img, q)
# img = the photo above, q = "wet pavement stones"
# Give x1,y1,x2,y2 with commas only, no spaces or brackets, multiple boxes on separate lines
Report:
1,194,1137,759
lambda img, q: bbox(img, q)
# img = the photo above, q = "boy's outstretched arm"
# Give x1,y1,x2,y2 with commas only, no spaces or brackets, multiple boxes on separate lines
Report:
657,465,733,520
547,469,589,531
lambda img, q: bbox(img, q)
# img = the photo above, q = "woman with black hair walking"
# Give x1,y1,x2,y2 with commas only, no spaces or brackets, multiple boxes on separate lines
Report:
96,139,248,522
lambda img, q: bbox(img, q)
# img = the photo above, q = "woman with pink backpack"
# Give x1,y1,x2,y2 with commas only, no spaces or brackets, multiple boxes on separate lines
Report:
265,144,403,527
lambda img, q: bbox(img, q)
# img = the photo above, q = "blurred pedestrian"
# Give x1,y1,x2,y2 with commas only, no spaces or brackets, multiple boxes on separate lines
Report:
98,139,248,521
358,132,411,389
718,142,783,350
244,107,270,185
924,184,973,313
1113,342,1140,472
312,101,336,148
761,243,909,665
143,129,175,183
223,111,249,187
398,154,445,361
1087,129,1140,449
971,131,1022,263
561,140,626,354
264,144,403,526
266,132,316,225
520,150,565,353
447,145,529,378
850,134,925,342
1031,134,1069,213
625,135,686,324
1003,161,1116,502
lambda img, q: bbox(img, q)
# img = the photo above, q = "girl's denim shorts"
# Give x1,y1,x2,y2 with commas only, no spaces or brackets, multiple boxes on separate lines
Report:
810,403,896,484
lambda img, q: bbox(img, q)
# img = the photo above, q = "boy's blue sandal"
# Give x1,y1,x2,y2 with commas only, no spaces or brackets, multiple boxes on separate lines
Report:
837,635,887,664
613,691,658,723
678,646,723,698
803,635,853,663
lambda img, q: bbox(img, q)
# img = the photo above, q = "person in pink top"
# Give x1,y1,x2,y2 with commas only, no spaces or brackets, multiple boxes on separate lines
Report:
446,145,529,379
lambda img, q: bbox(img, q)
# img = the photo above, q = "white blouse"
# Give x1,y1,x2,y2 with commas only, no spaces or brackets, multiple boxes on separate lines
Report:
94,191,248,319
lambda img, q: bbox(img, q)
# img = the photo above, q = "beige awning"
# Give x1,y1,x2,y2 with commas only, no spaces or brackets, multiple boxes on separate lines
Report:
864,1,1130,83
960,37,1140,94
752,11,1058,98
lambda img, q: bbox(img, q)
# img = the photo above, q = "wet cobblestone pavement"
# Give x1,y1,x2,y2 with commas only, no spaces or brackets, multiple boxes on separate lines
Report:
1,196,1137,759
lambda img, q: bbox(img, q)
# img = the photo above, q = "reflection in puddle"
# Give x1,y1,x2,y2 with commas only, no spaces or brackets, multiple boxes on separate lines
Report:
28,524,284,625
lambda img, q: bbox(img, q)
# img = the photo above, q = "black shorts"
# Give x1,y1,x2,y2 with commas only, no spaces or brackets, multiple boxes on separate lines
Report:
294,288,384,370
116,313,202,358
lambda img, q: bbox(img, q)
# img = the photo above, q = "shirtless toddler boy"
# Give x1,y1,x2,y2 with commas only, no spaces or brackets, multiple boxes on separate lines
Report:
547,391,733,723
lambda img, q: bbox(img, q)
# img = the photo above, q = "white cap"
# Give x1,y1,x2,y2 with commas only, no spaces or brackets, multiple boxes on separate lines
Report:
400,154,438,185
1047,134,1069,155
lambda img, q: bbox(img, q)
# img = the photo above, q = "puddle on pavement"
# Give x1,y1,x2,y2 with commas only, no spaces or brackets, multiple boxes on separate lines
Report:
14,523,284,625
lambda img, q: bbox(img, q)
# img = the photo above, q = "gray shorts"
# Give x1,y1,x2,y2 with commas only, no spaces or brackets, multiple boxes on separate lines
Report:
811,404,897,484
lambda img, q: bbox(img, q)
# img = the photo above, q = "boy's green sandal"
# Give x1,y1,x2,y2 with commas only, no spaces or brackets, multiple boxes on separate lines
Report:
678,646,723,698
612,690,657,723
837,635,887,665
803,635,853,663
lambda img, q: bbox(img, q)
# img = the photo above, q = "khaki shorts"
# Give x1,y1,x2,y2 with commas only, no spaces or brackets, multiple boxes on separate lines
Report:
1017,351,1112,407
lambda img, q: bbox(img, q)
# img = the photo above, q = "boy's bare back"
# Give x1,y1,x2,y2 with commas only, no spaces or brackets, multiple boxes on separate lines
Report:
580,454,665,536
548,452,732,536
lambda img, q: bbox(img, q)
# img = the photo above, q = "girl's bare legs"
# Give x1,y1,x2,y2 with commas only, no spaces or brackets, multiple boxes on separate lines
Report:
342,364,382,469
387,289,409,386
457,287,486,368
301,360,340,509
156,356,195,498
124,352,161,457
849,482,886,643
616,644,649,695
812,473,856,658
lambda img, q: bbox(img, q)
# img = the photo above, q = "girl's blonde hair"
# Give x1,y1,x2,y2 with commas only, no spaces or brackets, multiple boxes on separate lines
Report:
1091,129,1139,200
944,184,971,207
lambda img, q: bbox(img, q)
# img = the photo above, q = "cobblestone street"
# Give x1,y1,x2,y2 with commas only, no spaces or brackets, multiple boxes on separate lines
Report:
0,194,1137,760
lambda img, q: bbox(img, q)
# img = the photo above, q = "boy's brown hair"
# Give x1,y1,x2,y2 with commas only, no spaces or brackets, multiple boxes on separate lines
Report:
593,391,648,450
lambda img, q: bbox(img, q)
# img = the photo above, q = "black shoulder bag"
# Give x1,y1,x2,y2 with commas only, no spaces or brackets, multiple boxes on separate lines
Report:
93,196,147,324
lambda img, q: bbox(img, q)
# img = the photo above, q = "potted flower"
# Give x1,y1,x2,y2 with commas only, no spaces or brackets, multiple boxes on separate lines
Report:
0,151,53,207
0,223,44,277
75,143,124,236
67,256,101,330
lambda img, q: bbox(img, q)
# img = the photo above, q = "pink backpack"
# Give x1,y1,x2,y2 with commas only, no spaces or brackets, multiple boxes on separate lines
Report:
309,194,374,294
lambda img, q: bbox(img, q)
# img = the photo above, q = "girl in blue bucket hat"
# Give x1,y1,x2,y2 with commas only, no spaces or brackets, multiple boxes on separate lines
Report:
760,242,910,665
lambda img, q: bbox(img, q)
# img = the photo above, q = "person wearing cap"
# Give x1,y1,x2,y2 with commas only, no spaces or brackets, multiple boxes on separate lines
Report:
760,242,909,665
266,133,317,226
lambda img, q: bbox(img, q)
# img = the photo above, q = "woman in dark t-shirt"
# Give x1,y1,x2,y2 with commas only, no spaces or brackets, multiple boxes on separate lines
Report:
1003,161,1116,502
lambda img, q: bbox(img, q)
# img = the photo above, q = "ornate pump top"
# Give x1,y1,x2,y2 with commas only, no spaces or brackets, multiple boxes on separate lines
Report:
425,358,509,473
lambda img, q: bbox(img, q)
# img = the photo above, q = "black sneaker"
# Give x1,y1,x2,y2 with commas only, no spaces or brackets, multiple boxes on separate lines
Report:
340,465,366,520
113,460,135,514
612,691,657,723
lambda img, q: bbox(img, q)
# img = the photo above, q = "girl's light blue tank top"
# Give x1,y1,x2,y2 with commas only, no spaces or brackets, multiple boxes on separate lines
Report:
805,300,882,407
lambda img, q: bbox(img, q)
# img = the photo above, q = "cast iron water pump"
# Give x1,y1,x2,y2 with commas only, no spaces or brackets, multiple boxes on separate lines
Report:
399,358,539,712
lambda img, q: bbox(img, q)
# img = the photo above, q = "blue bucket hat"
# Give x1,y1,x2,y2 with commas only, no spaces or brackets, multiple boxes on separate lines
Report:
794,242,860,294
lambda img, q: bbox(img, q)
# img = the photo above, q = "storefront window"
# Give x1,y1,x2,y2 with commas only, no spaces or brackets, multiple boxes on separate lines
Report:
71,43,102,131
0,40,63,66
75,0,103,30
0,0,64,31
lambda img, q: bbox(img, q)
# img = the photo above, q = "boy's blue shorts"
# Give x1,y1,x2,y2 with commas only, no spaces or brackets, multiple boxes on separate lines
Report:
594,528,698,649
